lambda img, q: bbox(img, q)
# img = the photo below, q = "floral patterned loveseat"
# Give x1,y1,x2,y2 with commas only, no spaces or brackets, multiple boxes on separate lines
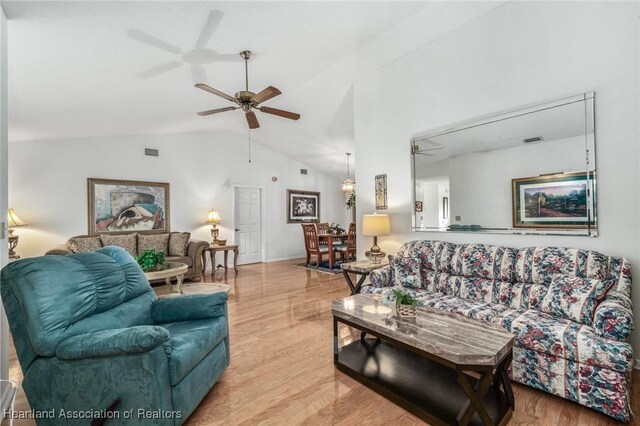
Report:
361,240,634,421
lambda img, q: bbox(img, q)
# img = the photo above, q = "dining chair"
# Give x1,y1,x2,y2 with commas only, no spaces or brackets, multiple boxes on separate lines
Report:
302,223,329,267
336,223,357,262
316,222,330,246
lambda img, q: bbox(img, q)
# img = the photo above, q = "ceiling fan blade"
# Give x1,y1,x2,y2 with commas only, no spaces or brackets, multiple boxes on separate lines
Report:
252,86,282,105
194,84,236,102
195,10,223,49
258,106,300,121
246,111,260,129
136,61,183,78
127,29,183,54
197,106,238,116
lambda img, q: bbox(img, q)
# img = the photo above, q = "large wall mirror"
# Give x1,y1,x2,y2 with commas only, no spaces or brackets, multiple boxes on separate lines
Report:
411,92,596,236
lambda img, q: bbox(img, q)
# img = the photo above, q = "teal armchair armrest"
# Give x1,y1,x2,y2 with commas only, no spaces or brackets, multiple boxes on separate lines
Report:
55,326,171,360
152,292,228,324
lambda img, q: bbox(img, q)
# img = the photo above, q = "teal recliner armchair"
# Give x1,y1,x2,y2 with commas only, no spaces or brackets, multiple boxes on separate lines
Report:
1,246,229,425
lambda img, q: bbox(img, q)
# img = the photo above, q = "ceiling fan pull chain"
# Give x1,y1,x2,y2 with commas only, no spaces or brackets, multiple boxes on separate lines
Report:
248,128,252,163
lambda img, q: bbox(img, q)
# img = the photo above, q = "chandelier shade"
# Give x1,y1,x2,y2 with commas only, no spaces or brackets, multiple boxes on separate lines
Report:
342,153,355,194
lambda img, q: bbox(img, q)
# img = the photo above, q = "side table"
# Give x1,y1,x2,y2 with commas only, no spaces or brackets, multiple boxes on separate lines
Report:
202,244,239,276
341,260,389,295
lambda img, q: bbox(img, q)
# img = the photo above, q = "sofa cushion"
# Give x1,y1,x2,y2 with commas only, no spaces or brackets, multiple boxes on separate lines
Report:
516,247,612,285
138,233,170,255
451,244,516,281
396,240,455,273
169,232,191,256
504,282,549,310
68,236,102,253
593,291,634,341
390,256,422,288
100,233,138,257
540,276,613,325
165,256,193,267
161,317,228,385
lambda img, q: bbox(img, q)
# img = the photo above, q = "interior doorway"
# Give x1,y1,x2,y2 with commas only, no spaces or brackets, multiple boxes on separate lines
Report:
233,186,264,265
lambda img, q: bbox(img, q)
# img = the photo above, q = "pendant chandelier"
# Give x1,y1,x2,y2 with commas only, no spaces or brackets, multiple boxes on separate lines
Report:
341,152,355,194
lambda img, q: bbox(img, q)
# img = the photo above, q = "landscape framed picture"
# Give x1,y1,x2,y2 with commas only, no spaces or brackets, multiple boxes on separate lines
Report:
287,189,320,223
375,174,388,210
88,178,170,235
512,171,595,229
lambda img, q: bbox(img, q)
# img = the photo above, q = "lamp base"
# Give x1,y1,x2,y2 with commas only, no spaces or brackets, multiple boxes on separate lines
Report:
211,225,220,246
8,235,20,260
365,250,386,264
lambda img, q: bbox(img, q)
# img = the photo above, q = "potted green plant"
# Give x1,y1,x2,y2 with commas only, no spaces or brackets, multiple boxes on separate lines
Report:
392,288,419,317
136,249,167,272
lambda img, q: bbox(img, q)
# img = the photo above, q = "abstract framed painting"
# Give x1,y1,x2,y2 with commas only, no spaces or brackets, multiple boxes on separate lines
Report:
512,171,595,229
87,178,170,235
375,174,388,210
287,189,320,223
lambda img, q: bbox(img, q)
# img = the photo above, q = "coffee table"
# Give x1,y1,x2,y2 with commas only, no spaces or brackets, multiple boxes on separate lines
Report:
333,294,514,426
144,262,189,295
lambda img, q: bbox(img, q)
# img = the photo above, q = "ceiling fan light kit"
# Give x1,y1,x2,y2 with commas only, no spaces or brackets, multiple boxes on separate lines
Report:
195,50,300,129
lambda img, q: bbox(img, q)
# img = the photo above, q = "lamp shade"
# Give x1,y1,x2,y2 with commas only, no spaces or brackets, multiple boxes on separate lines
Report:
362,214,390,236
205,209,222,224
7,209,27,228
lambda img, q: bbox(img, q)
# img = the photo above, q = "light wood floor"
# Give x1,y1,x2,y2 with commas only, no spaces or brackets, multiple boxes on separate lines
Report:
5,259,639,425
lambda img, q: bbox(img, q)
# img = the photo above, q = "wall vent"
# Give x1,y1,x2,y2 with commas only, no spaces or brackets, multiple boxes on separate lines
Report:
145,148,159,157
523,136,543,143
300,169,308,175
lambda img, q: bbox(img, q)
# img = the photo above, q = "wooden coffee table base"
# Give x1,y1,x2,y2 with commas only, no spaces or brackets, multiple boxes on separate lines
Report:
334,320,514,426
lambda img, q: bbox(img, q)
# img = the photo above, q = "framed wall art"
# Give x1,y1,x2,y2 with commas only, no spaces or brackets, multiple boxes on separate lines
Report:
87,178,170,235
287,189,320,223
375,174,388,210
512,171,595,229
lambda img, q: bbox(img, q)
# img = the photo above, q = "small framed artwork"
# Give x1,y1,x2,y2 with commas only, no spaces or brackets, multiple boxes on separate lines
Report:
287,189,320,223
442,197,449,219
415,201,423,212
375,174,388,210
512,171,595,229
87,178,170,235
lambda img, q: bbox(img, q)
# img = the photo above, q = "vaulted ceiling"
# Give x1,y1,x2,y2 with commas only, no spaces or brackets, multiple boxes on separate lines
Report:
3,1,502,176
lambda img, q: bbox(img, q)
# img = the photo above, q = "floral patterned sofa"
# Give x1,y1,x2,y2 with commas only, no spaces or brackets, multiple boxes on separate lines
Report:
361,240,634,422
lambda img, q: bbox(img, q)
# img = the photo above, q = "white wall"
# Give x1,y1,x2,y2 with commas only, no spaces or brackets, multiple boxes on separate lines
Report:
354,2,640,356
0,4,9,382
9,130,346,263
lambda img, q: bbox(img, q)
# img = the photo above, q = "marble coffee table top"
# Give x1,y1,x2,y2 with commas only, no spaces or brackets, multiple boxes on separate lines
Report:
332,294,513,367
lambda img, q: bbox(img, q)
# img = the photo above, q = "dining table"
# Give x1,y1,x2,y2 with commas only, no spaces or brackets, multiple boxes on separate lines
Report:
318,233,347,269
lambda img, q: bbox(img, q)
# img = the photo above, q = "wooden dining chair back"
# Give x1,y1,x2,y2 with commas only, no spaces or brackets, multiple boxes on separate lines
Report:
316,222,330,245
301,223,328,266
337,223,357,262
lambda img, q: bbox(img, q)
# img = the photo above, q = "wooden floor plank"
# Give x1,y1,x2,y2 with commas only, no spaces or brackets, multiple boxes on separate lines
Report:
4,259,639,425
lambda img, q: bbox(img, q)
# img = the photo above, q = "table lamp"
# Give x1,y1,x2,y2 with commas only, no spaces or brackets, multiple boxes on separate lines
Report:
7,208,28,259
206,209,223,246
362,213,390,263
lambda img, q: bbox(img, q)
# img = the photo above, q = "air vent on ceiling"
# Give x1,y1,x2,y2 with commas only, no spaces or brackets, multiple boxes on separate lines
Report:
523,136,544,143
300,169,308,175
145,148,159,157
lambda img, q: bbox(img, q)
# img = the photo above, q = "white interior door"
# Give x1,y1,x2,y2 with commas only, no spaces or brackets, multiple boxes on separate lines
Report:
234,187,262,265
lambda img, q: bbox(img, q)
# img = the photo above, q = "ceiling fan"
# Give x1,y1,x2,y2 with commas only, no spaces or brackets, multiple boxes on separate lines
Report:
195,50,301,129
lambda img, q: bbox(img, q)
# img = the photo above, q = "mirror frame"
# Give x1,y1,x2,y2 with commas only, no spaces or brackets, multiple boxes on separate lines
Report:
411,92,597,237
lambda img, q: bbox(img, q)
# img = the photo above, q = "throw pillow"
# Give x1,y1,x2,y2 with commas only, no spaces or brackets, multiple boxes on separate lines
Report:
169,232,191,256
392,256,422,289
138,233,169,255
540,275,614,325
68,236,102,253
99,233,138,258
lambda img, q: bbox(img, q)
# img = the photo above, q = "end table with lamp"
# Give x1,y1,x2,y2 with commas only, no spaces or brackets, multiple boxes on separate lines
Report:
7,208,28,260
